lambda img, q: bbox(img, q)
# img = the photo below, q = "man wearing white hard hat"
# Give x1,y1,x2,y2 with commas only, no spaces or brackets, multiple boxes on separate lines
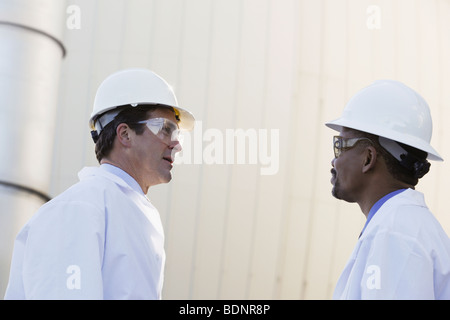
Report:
326,80,450,299
5,68,194,299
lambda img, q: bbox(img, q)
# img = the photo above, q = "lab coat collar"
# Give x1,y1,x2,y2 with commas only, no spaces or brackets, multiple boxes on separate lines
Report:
358,188,427,240
359,189,407,238
100,164,145,196
78,165,146,197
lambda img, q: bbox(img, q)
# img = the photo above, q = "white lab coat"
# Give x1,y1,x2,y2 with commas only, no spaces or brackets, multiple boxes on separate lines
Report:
333,188,450,300
4,165,165,300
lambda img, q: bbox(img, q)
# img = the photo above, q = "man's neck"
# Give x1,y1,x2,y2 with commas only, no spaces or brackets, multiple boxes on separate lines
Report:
357,181,412,217
100,158,150,194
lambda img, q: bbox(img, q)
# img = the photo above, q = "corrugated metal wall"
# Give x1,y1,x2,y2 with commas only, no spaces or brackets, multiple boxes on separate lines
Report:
51,0,450,299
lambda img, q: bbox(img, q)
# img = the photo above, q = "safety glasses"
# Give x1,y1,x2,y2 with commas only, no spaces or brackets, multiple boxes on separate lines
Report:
333,136,373,158
138,118,181,145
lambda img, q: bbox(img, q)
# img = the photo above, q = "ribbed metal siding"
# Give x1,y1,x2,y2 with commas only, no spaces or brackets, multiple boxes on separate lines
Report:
50,0,450,299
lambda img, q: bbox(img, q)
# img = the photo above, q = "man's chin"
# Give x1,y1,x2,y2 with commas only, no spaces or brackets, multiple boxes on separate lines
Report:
332,186,358,204
331,184,344,200
161,170,173,183
150,171,173,187
331,187,340,199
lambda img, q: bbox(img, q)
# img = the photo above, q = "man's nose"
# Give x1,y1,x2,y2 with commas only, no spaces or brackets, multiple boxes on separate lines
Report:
331,157,336,167
170,139,182,153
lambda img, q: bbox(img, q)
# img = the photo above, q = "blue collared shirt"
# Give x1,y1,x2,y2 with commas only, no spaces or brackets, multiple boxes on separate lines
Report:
359,189,407,237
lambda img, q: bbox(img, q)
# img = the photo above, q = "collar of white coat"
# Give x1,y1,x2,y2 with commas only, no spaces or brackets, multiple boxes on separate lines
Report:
358,188,428,240
78,164,146,197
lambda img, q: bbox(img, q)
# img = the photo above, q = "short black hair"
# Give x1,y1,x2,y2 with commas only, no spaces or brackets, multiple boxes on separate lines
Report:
94,105,157,163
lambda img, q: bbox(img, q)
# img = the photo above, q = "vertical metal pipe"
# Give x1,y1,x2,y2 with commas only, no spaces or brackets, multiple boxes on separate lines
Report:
0,0,66,296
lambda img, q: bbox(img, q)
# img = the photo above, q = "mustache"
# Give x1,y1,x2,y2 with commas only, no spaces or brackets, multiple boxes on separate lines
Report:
331,168,336,176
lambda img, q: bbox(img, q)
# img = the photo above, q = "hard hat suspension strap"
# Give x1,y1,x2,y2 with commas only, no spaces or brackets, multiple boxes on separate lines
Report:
379,137,430,179
90,109,122,143
402,154,430,179
91,130,99,143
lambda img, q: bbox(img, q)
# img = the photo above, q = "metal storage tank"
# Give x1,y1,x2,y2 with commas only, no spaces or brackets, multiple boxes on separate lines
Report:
0,0,66,296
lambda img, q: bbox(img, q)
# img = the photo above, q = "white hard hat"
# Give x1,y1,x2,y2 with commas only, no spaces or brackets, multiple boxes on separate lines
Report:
325,80,443,161
89,68,195,133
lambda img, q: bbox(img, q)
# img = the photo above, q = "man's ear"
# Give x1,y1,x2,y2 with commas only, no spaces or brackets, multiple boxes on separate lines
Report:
116,123,132,147
362,146,377,173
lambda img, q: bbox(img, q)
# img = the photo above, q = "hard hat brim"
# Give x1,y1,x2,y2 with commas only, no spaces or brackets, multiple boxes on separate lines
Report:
90,103,195,132
325,119,443,162
173,106,195,131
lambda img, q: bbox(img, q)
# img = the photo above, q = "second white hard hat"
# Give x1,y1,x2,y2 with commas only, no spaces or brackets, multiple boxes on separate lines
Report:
89,68,195,133
325,80,443,161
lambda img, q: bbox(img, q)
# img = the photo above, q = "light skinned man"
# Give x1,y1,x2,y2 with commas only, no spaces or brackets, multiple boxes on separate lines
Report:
5,68,194,299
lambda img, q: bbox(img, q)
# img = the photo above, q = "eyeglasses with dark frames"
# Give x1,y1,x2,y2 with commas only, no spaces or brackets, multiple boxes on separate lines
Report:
333,136,373,158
